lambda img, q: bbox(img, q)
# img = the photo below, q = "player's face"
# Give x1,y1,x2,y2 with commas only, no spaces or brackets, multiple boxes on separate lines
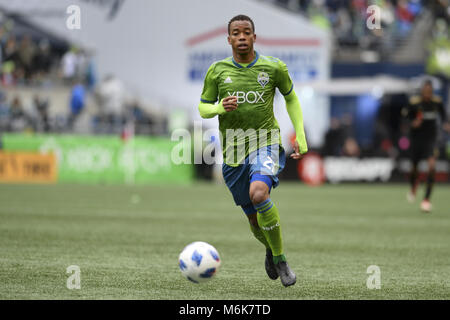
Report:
228,21,256,55
422,84,433,101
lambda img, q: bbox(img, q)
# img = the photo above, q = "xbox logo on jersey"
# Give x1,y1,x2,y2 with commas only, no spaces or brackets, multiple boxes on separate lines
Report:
257,72,269,88
227,91,265,104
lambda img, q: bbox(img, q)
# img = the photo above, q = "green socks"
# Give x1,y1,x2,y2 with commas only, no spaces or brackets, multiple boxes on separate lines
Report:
254,198,284,258
250,223,270,249
250,221,286,264
273,254,286,264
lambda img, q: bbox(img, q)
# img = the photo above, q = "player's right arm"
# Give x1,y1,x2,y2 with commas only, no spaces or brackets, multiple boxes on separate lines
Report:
198,96,238,118
198,63,237,118
435,97,450,132
408,96,422,128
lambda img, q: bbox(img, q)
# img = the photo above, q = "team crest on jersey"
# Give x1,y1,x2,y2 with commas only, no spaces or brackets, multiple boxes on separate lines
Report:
257,72,269,88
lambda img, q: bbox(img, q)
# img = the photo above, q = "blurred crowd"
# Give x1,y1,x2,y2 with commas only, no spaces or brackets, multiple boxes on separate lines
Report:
0,17,164,136
322,114,362,157
266,0,432,58
1,32,55,87
321,112,398,158
299,0,422,41
0,78,161,136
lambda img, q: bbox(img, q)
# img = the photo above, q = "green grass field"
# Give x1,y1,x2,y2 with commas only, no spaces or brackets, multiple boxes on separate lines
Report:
0,182,449,300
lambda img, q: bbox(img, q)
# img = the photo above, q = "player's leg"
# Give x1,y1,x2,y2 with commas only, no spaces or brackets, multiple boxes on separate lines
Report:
248,145,284,262
249,175,296,287
245,209,278,280
249,180,283,260
407,142,420,203
242,204,271,249
407,160,419,202
421,155,436,212
221,162,278,277
222,162,279,280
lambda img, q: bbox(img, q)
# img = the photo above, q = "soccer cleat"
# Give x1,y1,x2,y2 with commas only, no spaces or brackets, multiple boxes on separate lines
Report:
265,249,279,280
274,260,296,287
406,190,416,203
420,199,432,213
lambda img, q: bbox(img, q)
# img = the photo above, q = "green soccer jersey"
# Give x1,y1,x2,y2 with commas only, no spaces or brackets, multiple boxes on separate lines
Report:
200,51,294,166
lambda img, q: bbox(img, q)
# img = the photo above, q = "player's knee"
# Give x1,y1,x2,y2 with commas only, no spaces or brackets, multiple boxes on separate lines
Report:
250,187,269,205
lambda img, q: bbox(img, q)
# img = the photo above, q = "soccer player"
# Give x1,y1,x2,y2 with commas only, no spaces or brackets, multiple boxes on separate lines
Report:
406,80,450,212
198,15,308,287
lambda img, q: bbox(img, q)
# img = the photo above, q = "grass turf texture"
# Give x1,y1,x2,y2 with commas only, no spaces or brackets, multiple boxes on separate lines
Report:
0,182,449,300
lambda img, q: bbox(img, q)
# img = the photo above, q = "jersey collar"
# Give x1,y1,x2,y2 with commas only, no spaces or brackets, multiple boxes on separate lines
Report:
232,51,259,69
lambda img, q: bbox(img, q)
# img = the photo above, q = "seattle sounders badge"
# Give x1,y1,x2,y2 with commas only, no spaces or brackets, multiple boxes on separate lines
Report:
257,72,269,88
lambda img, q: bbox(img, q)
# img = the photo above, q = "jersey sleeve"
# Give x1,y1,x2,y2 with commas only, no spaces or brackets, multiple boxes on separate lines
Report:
276,59,294,96
200,63,218,103
437,99,448,122
407,96,420,120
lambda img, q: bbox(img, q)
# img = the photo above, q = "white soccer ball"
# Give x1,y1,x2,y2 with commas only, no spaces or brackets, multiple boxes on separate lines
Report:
178,241,221,283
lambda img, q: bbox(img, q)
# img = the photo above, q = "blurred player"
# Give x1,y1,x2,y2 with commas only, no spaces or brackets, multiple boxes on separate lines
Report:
406,80,450,212
198,15,308,287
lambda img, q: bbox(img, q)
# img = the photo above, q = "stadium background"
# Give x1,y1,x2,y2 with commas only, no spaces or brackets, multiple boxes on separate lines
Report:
0,0,449,300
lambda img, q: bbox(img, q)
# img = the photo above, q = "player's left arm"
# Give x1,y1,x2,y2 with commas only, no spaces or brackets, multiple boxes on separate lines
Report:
437,98,450,132
284,91,308,159
444,122,450,133
276,60,308,159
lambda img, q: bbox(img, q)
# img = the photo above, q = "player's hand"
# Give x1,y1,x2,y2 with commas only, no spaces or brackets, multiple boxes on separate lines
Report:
444,122,450,133
411,118,422,128
290,140,305,160
222,96,238,112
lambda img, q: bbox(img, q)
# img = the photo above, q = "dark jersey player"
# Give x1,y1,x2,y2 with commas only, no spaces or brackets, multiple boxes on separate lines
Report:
406,80,450,212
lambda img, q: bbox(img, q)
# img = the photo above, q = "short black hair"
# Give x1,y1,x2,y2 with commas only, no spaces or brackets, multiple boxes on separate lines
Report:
228,15,255,35
422,79,433,88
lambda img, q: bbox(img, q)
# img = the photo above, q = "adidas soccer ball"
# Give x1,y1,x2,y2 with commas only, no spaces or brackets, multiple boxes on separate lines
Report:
178,241,221,283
